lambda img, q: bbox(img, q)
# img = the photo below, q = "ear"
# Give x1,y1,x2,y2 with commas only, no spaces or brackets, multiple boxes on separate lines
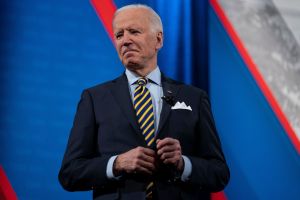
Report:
155,32,163,50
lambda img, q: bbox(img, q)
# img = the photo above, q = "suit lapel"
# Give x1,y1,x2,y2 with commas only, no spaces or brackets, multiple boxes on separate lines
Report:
157,75,180,136
109,74,144,139
109,73,181,142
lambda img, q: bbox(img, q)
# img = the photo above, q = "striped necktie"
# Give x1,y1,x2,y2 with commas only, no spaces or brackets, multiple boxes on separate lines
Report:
133,77,155,199
134,77,155,146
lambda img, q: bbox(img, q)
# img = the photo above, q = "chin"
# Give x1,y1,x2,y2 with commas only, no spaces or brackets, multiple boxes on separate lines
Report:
124,62,143,70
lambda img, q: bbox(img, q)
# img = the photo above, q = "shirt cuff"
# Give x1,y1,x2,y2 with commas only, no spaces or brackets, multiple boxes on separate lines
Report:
181,155,192,182
106,155,121,180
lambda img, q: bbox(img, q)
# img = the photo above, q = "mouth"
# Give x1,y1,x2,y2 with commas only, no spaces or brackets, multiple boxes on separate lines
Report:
122,49,138,56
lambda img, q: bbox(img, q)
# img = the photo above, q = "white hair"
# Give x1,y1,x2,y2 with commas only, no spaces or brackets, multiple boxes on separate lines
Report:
113,4,163,33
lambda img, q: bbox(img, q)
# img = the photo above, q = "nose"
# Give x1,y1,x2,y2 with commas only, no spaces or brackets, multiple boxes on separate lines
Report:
122,31,132,47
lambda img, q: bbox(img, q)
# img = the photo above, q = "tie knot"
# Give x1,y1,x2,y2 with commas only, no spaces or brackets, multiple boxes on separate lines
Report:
137,77,148,86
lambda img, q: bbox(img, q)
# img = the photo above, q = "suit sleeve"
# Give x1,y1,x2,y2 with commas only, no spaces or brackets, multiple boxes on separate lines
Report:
187,91,230,192
58,90,113,191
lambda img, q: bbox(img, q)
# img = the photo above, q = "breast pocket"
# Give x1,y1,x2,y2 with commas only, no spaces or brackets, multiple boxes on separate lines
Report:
167,109,197,149
169,109,196,129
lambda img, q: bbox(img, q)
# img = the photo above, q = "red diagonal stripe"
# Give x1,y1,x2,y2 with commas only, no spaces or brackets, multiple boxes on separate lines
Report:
90,0,117,41
0,165,18,200
210,0,300,154
211,191,228,200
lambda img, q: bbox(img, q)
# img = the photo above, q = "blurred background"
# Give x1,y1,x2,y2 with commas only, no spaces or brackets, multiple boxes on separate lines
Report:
0,0,299,199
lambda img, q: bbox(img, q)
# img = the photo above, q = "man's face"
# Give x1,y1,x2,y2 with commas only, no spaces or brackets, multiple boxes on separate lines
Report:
113,8,163,70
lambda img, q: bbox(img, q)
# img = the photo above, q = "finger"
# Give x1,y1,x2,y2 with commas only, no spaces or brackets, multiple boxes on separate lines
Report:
159,151,176,160
162,157,179,165
141,147,156,157
157,145,177,155
135,146,156,157
117,148,156,174
160,150,181,161
137,152,156,164
138,159,156,171
157,140,181,156
134,148,156,168
135,147,156,162
136,166,153,175
156,137,178,149
125,156,155,173
128,163,153,175
135,159,156,174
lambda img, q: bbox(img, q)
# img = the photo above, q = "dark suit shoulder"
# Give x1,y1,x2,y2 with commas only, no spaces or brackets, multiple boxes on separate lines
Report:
83,75,125,95
181,84,207,96
86,80,114,92
165,76,207,97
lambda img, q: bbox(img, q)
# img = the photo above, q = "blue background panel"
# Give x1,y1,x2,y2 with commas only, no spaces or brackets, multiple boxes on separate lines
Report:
0,0,122,199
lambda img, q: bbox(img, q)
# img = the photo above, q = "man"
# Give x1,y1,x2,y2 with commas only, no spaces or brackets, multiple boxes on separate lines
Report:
59,4,229,200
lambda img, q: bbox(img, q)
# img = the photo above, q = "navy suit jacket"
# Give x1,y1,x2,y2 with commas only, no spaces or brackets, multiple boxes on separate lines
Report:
58,73,229,200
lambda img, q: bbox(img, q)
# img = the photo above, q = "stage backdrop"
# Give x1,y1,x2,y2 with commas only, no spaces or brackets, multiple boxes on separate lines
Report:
1,0,299,200
0,0,208,199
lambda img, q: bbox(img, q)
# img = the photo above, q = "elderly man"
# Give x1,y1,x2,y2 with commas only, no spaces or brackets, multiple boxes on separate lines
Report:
59,4,229,200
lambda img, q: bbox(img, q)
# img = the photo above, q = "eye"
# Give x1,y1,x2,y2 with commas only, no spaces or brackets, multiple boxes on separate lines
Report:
129,29,140,35
115,32,123,40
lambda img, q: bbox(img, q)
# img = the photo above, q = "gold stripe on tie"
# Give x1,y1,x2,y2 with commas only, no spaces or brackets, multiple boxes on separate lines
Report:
134,90,150,109
143,121,155,136
133,77,155,199
136,97,152,116
134,92,142,101
147,137,155,146
146,191,152,199
144,129,155,140
146,182,154,190
141,112,154,129
138,104,153,123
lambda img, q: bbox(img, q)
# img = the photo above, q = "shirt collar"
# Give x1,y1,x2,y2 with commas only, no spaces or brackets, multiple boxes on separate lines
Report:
125,67,161,86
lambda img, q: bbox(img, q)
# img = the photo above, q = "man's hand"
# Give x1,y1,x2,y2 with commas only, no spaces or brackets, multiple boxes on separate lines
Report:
156,138,184,171
113,147,156,176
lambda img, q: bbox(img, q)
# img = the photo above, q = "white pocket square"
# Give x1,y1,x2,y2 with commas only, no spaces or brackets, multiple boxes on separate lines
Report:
171,101,192,111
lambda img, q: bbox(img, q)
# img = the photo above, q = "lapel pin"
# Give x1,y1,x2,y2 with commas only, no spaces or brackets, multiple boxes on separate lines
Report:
161,90,175,106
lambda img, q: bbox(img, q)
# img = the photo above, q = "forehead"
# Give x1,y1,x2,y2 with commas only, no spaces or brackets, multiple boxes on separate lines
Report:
113,8,152,30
